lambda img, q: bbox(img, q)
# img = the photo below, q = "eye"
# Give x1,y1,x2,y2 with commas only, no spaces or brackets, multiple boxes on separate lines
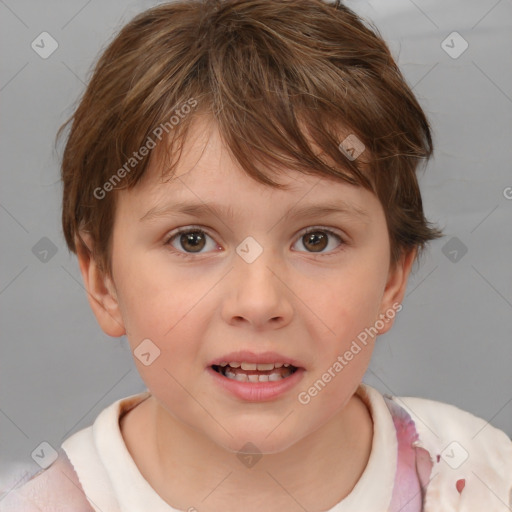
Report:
165,226,345,257
292,227,344,254
165,227,219,255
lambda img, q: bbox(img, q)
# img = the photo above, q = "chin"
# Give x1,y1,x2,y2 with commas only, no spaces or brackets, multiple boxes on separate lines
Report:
212,427,302,456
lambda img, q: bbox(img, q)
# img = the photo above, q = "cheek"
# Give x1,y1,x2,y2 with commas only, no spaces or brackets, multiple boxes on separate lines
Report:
114,251,207,334
295,269,382,415
309,262,387,340
114,263,209,403
114,256,217,383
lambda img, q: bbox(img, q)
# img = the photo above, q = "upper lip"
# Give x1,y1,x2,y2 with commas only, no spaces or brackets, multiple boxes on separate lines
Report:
208,350,303,368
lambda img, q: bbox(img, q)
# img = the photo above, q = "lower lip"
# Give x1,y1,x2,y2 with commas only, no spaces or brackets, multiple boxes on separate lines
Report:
207,366,305,402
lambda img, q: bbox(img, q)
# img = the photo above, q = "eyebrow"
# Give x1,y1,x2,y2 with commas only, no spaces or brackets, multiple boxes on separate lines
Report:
139,200,369,223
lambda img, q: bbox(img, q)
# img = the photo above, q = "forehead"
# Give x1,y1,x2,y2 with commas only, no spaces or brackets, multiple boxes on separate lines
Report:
119,116,381,222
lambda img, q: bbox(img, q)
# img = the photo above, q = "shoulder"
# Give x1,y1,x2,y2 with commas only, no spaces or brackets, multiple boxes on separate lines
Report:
392,394,512,458
0,449,94,512
389,393,512,510
0,392,150,512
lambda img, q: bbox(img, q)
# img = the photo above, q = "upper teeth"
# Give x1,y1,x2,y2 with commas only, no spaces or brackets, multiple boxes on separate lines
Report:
218,361,290,370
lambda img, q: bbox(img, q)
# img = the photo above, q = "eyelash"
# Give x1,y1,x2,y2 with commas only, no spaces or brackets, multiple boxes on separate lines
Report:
164,225,346,259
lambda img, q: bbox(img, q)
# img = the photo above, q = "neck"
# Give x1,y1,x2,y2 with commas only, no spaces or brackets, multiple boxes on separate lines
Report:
121,392,373,512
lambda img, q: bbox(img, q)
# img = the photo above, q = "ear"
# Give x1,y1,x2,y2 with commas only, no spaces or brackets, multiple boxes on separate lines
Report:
75,233,126,337
376,247,416,335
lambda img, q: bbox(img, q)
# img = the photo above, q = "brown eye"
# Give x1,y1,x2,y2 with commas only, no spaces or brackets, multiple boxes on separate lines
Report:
293,228,343,254
303,231,328,252
167,228,218,255
179,231,206,252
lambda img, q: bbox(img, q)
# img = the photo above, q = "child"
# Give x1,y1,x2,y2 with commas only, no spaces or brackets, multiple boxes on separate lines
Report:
1,0,511,510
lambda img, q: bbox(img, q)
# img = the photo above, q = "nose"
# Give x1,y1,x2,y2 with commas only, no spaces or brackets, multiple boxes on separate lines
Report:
221,247,294,330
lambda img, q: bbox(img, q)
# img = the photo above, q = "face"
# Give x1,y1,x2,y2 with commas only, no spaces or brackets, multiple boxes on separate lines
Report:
83,117,411,455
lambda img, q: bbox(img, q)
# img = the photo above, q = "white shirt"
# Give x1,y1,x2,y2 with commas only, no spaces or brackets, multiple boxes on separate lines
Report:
2,384,511,511
60,383,398,512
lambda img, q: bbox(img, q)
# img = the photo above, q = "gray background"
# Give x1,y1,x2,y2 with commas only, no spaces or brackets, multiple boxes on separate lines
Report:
1,0,511,489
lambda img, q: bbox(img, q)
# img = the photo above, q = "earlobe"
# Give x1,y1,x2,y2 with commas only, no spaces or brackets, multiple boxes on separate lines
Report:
75,233,126,337
376,248,416,335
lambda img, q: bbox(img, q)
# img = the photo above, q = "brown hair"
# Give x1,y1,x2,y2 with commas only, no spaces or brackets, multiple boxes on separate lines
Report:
57,0,442,277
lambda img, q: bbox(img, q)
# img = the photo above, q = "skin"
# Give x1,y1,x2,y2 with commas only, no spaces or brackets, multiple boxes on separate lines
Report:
77,116,416,511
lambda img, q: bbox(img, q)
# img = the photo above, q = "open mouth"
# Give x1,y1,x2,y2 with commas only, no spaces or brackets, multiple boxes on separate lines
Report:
211,362,299,382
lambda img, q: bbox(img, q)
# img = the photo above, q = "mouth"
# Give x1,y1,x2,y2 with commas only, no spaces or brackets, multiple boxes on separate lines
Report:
211,361,299,382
